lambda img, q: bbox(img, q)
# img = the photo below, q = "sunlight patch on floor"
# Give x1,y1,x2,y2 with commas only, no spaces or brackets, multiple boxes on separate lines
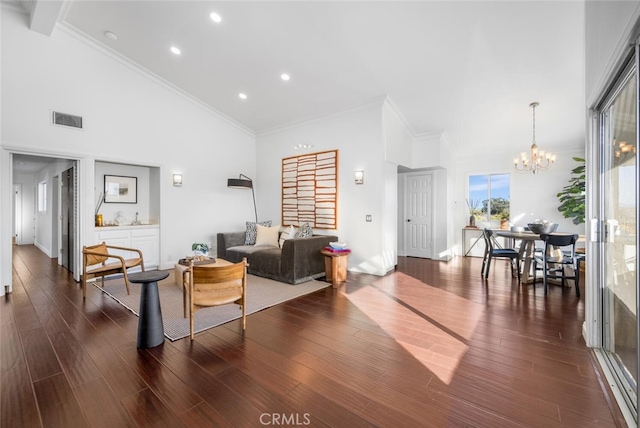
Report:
343,272,484,384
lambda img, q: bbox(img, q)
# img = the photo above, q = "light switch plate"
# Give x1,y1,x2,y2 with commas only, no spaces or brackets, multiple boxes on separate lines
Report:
366,215,372,222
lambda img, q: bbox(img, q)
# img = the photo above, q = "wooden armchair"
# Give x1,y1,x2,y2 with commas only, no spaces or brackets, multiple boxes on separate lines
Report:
81,242,144,298
185,257,247,340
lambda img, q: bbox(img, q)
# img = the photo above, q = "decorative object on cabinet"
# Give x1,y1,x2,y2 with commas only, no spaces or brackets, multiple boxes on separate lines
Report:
227,174,257,223
282,149,338,229
466,198,479,227
104,175,137,203
81,242,145,298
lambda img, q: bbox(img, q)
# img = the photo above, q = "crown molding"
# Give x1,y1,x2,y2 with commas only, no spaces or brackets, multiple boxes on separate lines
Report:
1,0,30,15
56,22,256,138
382,96,419,138
256,95,389,138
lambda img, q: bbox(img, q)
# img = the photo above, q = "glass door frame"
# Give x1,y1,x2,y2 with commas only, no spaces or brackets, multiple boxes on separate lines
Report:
589,46,640,424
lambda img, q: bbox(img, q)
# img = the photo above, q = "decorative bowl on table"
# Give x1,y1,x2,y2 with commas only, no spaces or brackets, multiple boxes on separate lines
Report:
527,222,558,234
329,242,348,250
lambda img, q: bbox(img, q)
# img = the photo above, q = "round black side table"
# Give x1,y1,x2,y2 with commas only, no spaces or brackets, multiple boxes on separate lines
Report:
128,270,170,348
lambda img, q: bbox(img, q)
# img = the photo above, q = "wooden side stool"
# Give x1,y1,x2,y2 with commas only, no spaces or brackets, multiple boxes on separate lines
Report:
320,249,349,288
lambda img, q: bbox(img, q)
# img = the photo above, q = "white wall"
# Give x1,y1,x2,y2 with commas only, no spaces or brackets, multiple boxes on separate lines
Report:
1,6,257,290
33,159,75,257
452,146,586,257
256,101,395,275
585,1,640,104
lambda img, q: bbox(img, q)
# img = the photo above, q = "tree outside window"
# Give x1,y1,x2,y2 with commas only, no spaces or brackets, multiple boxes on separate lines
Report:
468,174,510,222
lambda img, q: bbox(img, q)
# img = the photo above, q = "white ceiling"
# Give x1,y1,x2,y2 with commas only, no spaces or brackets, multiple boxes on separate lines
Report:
19,1,586,156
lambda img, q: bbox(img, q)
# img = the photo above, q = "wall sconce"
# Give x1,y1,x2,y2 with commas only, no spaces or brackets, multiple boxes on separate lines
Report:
172,173,183,187
355,170,364,185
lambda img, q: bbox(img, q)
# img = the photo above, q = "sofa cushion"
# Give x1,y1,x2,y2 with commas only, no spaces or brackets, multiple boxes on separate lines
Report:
278,225,296,248
255,224,280,247
295,222,313,238
245,247,282,277
226,245,269,263
245,220,272,245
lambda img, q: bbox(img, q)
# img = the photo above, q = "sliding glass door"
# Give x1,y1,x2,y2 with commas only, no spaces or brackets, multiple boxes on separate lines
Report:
598,57,638,414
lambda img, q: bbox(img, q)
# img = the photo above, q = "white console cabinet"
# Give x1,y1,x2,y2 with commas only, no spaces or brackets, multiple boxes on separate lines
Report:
94,225,159,270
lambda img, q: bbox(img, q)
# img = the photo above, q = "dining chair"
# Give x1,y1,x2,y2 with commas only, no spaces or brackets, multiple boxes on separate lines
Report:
481,229,521,283
185,257,248,340
532,233,580,297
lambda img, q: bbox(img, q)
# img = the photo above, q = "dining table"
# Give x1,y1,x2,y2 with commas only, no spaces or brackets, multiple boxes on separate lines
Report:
493,230,542,283
494,230,585,284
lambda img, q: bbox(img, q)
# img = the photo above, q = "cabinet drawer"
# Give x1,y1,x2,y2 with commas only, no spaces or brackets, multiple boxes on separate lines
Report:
130,228,159,238
97,230,130,240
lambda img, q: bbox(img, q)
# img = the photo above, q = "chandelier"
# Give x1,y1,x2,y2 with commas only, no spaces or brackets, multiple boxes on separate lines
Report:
514,102,556,174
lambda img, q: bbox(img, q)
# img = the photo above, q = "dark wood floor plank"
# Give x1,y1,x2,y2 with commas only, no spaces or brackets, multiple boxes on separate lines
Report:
149,349,265,426
179,402,233,428
33,372,89,428
21,327,63,382
1,313,24,373
73,377,137,428
121,388,185,428
49,329,103,387
2,245,626,428
81,333,148,398
216,366,331,427
284,382,377,428
1,363,41,427
116,343,204,416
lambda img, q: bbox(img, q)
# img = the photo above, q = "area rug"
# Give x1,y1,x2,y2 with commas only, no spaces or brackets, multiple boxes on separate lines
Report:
93,271,329,341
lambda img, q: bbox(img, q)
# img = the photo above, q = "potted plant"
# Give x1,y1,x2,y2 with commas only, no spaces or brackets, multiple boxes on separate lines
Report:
500,211,510,230
192,242,209,256
557,157,586,225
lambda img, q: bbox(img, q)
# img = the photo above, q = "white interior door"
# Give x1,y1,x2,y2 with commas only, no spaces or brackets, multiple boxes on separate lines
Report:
404,173,434,258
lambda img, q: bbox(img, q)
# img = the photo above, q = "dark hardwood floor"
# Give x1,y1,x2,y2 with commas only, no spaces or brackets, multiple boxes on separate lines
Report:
1,245,628,427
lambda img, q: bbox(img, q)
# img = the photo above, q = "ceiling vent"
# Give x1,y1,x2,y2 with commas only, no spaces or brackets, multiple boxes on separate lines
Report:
51,111,83,129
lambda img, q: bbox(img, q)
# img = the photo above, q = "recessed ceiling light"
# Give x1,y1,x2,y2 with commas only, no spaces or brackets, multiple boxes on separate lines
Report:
281,73,290,81
170,46,181,55
210,12,222,23
238,93,247,100
104,31,118,41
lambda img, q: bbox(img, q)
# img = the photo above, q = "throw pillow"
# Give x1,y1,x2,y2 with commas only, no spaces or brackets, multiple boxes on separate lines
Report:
255,224,280,247
278,225,296,248
295,222,313,238
245,220,272,245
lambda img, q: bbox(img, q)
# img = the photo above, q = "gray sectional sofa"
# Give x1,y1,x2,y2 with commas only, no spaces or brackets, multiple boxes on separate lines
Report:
217,231,338,284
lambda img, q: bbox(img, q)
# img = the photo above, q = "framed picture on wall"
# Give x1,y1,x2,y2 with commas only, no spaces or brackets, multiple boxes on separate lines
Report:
104,175,137,203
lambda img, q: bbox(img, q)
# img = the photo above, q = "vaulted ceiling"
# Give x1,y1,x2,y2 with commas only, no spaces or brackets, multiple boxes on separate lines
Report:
17,0,586,156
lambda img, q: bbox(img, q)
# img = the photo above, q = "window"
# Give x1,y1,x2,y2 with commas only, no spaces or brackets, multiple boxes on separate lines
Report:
468,173,510,221
38,181,47,212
